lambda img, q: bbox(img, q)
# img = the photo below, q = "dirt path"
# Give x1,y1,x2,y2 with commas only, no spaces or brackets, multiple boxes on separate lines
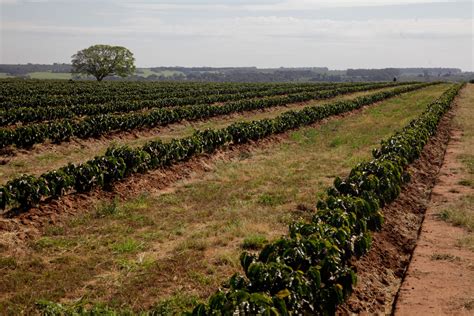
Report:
394,85,474,315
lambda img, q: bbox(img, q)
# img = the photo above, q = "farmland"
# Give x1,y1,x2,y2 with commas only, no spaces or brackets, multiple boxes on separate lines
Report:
0,80,472,315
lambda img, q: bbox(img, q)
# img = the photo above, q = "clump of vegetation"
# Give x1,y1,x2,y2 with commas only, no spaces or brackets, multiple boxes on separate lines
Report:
458,179,473,187
258,193,285,206
457,235,474,251
430,253,459,261
111,238,143,254
151,293,201,315
95,197,120,217
437,196,474,231
36,300,129,316
0,257,17,270
242,234,268,250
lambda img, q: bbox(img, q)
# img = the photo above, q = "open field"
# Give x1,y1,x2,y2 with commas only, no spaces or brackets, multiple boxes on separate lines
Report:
0,80,471,315
0,73,14,79
136,69,185,78
0,69,185,80
28,72,74,80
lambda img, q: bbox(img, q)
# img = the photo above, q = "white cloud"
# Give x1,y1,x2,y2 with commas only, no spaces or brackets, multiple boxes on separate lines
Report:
0,0,19,4
119,0,458,12
3,16,471,41
1,0,472,69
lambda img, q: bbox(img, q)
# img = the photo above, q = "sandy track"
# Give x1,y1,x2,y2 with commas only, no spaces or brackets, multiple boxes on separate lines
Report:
394,86,474,315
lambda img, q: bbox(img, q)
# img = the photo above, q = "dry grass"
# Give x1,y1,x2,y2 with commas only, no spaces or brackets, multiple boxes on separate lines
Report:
430,253,461,261
438,196,474,232
0,84,452,314
456,85,474,189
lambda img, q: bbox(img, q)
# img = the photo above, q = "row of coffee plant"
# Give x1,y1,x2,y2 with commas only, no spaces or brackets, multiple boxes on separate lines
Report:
0,81,346,109
0,82,392,126
188,83,463,315
1,80,324,99
0,81,283,106
0,82,436,210
0,82,414,149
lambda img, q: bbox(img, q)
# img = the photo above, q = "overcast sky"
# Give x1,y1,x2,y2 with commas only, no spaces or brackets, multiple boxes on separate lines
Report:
0,0,472,70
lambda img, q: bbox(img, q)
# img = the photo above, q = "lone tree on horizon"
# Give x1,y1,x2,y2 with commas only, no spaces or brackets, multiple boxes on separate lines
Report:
71,44,135,81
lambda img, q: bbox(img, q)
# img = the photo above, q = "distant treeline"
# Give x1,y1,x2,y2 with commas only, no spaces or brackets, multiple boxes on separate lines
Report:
346,67,462,80
0,63,72,75
147,68,333,83
0,64,470,82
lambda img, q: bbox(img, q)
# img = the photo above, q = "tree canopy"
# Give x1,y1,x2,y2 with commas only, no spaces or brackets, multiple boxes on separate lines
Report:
71,45,135,81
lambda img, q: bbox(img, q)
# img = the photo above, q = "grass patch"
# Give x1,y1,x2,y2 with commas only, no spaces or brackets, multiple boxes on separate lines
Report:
242,234,268,250
139,231,165,243
100,194,155,227
457,235,474,251
438,196,474,232
11,160,27,168
430,253,460,261
34,237,76,251
68,214,92,228
126,214,155,227
95,197,120,218
0,257,18,270
214,252,239,267
111,239,144,254
257,193,285,206
44,225,65,236
116,256,155,272
0,72,14,78
329,137,345,148
458,179,473,187
172,224,186,236
151,293,200,315
37,152,63,164
36,300,129,315
188,271,213,286
176,239,208,252
460,155,474,174
49,256,73,265
28,72,72,80
121,193,151,212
